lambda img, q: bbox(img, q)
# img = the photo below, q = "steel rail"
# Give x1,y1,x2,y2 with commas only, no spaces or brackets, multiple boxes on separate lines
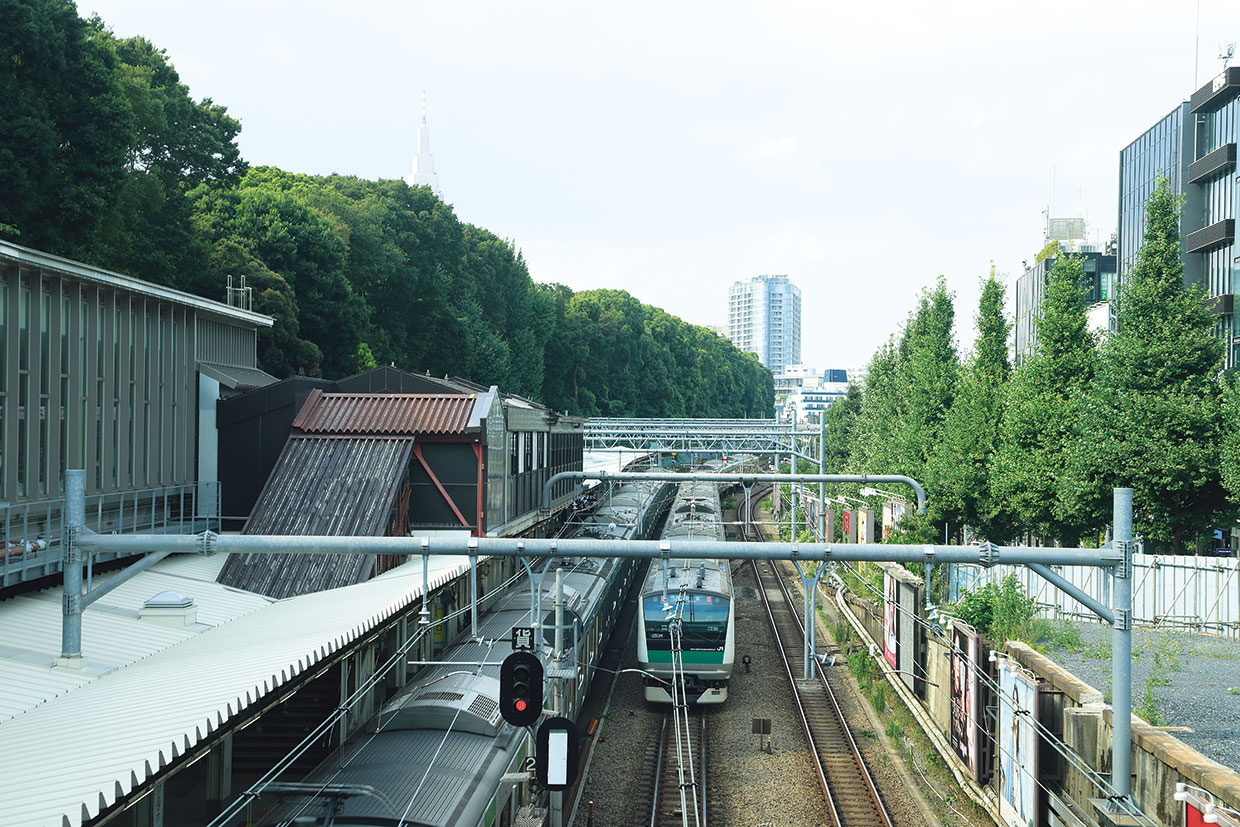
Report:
768,561,892,826
753,557,841,826
745,489,889,827
649,715,668,827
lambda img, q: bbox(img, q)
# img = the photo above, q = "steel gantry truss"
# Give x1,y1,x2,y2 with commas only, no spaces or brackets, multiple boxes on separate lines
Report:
584,417,820,463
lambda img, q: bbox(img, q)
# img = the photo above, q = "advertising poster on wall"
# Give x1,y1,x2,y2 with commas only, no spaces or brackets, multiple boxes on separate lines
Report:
882,499,912,540
949,621,980,779
998,660,1038,827
883,569,898,670
1177,785,1240,826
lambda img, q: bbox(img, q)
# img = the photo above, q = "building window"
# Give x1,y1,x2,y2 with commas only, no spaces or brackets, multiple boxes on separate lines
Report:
17,281,29,498
0,283,6,500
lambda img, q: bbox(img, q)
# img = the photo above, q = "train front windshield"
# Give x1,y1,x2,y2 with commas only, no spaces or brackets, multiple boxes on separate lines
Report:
644,593,730,651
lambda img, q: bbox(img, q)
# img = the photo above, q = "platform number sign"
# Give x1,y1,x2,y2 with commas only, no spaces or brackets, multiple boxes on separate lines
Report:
512,626,535,651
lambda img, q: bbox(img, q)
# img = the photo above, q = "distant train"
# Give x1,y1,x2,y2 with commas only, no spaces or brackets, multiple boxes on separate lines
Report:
636,476,736,704
268,479,674,827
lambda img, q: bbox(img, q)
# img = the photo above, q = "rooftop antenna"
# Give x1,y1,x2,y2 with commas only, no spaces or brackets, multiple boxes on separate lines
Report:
421,88,427,123
1195,0,1202,89
1222,42,1236,71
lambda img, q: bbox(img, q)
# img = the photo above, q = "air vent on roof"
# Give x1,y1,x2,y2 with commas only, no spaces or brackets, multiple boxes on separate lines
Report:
139,591,198,627
144,590,193,609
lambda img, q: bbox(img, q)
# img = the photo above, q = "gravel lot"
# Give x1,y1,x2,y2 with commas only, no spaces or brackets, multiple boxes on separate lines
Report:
1042,621,1240,771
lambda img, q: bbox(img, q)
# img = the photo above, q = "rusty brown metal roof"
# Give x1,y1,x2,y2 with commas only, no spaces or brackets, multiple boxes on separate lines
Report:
292,389,476,435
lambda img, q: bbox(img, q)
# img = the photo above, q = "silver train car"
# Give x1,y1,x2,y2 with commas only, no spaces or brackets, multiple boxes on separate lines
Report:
267,480,674,827
636,478,735,704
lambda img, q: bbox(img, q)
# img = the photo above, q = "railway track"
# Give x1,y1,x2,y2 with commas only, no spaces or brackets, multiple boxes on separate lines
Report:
636,707,710,826
745,488,892,827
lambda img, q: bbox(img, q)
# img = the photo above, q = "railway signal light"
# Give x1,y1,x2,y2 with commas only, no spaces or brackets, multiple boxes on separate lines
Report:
499,651,543,727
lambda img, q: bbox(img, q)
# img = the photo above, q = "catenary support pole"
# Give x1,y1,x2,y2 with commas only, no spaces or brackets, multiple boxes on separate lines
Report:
469,553,479,641
60,469,86,663
791,410,798,540
1112,487,1134,804
818,428,826,542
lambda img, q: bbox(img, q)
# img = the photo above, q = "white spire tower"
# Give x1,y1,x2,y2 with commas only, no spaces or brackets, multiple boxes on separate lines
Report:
407,89,441,197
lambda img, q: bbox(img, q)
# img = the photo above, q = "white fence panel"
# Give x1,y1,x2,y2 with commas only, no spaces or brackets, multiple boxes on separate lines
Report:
950,554,1240,637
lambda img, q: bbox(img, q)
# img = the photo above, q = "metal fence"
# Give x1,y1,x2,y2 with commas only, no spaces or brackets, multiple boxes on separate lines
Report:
950,554,1240,637
1,483,221,588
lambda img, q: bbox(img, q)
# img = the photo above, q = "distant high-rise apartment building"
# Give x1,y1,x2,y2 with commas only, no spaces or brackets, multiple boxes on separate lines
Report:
727,275,801,376
407,90,442,197
1118,67,1239,367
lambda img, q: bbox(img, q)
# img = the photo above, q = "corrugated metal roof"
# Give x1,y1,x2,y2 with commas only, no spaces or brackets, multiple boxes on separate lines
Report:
0,552,469,827
216,437,413,598
292,389,476,435
0,555,272,727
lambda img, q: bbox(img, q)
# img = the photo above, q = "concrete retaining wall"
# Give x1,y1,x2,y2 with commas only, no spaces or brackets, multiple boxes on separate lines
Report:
835,576,1240,826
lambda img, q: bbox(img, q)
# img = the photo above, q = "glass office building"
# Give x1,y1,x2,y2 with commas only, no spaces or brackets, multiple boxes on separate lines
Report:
1118,68,1240,367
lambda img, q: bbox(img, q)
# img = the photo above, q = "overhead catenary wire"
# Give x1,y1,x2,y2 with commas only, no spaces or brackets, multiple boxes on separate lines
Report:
208,564,527,827
835,561,1128,804
832,560,1158,827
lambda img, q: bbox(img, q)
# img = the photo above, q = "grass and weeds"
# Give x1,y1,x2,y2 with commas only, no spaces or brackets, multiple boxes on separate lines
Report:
950,574,1083,655
828,600,988,826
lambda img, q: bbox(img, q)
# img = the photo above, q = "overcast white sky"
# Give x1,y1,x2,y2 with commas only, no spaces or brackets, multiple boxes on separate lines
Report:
86,0,1239,370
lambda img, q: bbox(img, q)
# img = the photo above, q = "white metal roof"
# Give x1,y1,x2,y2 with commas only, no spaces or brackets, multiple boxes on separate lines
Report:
0,552,469,827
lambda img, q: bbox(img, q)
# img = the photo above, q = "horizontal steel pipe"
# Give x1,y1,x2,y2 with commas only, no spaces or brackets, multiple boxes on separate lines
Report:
75,532,1120,568
541,471,928,514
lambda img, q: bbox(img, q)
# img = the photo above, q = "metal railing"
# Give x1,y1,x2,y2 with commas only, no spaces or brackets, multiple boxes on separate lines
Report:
1,482,221,587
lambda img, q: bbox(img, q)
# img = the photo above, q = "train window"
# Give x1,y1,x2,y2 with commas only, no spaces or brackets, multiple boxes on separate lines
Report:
689,594,729,623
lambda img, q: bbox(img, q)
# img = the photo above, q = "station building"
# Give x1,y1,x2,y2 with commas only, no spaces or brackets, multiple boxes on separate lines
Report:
0,240,276,589
0,242,586,825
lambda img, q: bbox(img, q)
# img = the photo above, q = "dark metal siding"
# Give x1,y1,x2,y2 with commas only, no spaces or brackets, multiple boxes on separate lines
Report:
410,442,478,529
217,377,333,523
216,436,413,598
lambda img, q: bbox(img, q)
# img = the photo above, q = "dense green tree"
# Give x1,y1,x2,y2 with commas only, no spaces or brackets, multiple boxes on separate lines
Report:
0,1,779,418
92,26,244,289
191,171,368,377
1060,178,1229,550
928,268,1012,540
821,383,861,473
849,340,902,475
0,1,132,256
1221,376,1240,507
894,278,959,476
990,253,1095,543
851,279,958,488
202,239,321,377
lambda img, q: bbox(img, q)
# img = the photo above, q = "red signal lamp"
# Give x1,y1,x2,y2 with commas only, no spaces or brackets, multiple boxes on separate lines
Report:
515,699,528,712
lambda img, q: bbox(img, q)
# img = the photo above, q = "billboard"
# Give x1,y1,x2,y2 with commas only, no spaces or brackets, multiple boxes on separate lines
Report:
896,577,919,694
998,660,1038,827
1177,785,1240,827
882,500,912,540
949,621,982,780
883,570,898,669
